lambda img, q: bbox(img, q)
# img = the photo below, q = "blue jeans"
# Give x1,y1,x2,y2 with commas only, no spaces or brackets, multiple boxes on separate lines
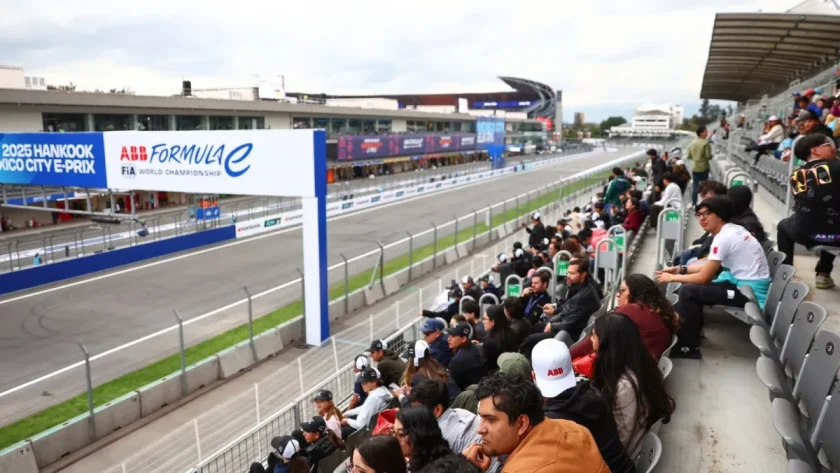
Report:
673,247,700,267
692,171,709,206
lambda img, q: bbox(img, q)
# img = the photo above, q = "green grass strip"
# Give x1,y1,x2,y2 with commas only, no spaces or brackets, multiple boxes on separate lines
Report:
0,172,607,449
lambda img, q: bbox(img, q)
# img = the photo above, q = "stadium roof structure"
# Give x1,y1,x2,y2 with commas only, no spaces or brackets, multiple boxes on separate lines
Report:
699,12,840,102
288,76,559,119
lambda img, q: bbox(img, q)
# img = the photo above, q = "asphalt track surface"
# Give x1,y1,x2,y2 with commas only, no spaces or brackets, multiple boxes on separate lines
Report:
0,149,629,425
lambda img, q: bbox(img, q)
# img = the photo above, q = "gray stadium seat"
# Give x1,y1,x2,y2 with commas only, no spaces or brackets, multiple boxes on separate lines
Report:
762,239,776,254
771,330,840,463
634,431,662,473
555,330,574,347
649,417,664,435
756,302,826,401
666,293,678,306
750,281,809,359
787,459,815,473
743,264,794,327
662,334,678,358
810,380,840,471
658,356,673,380
766,250,786,279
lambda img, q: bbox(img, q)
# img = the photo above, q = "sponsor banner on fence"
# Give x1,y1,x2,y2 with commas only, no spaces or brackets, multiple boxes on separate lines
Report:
337,133,477,161
0,133,108,187
105,130,324,197
476,117,505,148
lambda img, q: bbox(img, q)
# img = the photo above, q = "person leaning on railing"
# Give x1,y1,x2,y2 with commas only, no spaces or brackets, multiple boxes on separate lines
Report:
777,133,840,290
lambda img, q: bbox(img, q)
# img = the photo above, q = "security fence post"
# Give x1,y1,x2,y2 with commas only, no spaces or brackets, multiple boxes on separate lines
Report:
341,253,349,315
244,287,256,361
432,222,438,269
472,210,478,251
454,215,459,252
173,310,188,395
407,231,414,281
78,342,96,441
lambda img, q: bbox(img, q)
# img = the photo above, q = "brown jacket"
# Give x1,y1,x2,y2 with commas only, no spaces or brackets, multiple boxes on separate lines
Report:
502,418,610,473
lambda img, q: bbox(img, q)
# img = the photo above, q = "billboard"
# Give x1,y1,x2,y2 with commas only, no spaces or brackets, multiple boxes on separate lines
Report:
256,74,285,100
336,133,477,161
105,130,324,197
472,100,534,108
476,117,505,148
0,133,108,188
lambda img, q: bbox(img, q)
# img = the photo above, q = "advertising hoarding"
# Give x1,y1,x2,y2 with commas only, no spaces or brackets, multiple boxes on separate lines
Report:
0,133,108,188
336,133,477,161
476,117,506,148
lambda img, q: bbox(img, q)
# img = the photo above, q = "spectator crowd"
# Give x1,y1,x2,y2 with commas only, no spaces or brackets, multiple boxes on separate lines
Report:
245,131,818,473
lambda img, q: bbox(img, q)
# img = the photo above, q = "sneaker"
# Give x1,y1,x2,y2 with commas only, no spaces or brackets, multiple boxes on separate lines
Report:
816,274,835,289
670,346,702,360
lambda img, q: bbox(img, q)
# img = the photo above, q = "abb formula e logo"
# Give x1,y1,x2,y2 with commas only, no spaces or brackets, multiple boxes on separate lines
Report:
120,146,148,161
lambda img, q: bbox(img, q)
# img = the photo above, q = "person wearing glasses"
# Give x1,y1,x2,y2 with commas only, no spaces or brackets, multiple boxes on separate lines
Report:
777,133,840,289
656,196,771,359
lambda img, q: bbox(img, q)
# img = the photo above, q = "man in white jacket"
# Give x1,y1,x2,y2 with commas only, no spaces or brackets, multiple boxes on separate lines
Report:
342,368,393,430
651,172,682,229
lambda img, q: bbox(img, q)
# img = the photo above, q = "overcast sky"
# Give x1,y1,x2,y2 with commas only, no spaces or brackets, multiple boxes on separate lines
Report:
0,0,810,122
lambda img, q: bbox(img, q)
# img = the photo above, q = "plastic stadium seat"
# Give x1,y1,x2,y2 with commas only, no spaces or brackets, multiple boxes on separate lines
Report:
787,459,815,473
756,302,826,401
809,381,840,471
649,418,664,435
554,330,574,347
767,251,787,279
317,449,347,473
658,356,673,380
743,264,795,327
771,330,840,463
634,431,662,473
662,334,678,358
666,293,678,306
762,239,776,255
750,281,809,359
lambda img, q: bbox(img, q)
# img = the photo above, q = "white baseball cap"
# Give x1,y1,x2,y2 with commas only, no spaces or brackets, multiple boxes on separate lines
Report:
595,221,605,230
532,211,541,220
768,115,779,122
354,354,370,370
532,339,577,397
412,340,430,367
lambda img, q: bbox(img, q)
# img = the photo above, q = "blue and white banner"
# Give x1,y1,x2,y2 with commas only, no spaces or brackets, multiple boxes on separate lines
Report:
0,133,108,188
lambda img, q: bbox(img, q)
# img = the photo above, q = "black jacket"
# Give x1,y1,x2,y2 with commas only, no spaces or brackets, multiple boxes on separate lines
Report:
483,283,501,300
544,381,637,473
728,186,768,243
526,222,547,249
482,331,519,372
448,344,488,391
306,435,338,469
422,301,459,320
547,279,602,340
429,334,453,368
520,290,551,325
464,285,484,303
509,318,533,345
651,158,667,180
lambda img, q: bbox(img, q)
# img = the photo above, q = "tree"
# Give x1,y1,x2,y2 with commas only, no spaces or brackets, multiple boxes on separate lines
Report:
47,82,76,92
599,116,628,134
699,99,710,121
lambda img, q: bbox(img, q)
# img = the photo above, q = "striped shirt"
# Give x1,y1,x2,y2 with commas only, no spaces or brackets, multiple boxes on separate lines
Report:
437,408,481,454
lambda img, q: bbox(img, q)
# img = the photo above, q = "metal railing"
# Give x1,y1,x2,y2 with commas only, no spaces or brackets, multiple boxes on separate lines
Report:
0,148,623,432
89,152,623,473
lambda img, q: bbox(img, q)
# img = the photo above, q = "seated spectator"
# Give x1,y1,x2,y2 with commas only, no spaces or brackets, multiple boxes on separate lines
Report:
672,180,728,266
728,186,767,243
342,368,394,430
416,454,481,473
461,276,483,302
462,372,609,473
394,406,453,472
571,274,678,377
796,109,835,142
629,190,649,216
408,379,481,456
533,339,636,473
480,275,501,300
312,390,343,438
250,435,308,473
590,314,676,458
519,258,601,357
522,212,546,249
622,197,643,233
519,272,552,324
650,172,682,228
445,323,488,391
778,133,840,289
670,161,690,193
449,314,475,341
604,167,631,209
480,305,519,372
369,340,407,387
422,287,462,320
747,116,784,162
560,238,586,259
347,355,371,412
300,417,342,470
578,228,594,256
497,352,532,378
503,297,532,345
421,319,453,368
593,201,609,224
657,196,771,359
400,340,460,402
461,300,484,340
350,436,407,473
556,218,573,239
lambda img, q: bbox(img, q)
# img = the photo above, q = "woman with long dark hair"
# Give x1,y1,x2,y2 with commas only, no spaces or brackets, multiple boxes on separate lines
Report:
590,313,675,458
351,435,407,473
571,273,677,374
394,406,452,472
399,341,460,402
480,305,519,372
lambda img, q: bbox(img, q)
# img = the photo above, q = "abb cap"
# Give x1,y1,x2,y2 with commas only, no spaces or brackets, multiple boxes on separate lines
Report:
532,339,576,398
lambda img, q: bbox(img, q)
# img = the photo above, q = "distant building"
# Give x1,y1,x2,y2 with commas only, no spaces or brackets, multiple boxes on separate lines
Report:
573,112,585,126
609,102,685,138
